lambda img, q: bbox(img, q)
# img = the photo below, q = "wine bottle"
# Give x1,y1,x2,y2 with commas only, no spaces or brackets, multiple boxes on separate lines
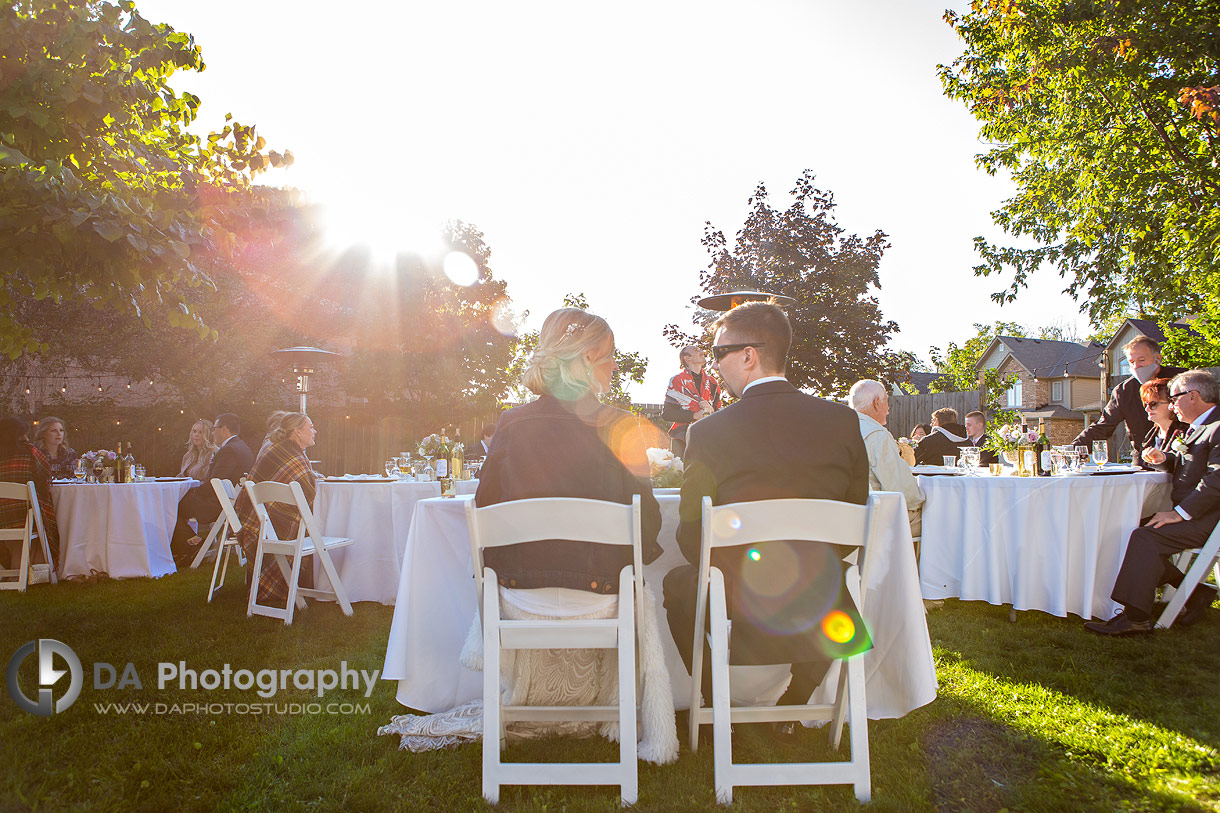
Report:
114,440,125,483
450,428,464,481
1017,422,1032,477
1037,420,1051,476
435,430,450,479
122,442,136,483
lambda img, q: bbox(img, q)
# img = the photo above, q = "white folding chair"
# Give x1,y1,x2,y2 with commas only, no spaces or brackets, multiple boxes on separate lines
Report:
244,480,354,625
197,479,247,603
0,481,57,592
1157,523,1220,629
465,495,644,806
687,496,872,804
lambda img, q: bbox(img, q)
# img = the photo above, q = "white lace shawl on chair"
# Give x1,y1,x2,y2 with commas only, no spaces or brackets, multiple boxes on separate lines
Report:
378,584,679,765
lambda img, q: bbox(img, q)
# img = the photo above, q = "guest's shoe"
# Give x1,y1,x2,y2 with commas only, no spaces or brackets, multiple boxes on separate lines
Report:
769,721,801,743
1177,584,1218,627
1084,611,1152,637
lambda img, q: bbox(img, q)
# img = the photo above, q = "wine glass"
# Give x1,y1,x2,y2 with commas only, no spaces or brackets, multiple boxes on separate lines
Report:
73,458,87,482
1091,441,1108,466
385,459,399,479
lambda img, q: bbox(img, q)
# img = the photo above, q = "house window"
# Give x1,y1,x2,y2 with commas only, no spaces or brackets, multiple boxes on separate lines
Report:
1051,380,1064,403
1006,377,1023,407
1118,355,1131,377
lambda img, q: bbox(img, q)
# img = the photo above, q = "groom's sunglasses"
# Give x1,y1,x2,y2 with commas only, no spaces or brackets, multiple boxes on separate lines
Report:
710,342,766,362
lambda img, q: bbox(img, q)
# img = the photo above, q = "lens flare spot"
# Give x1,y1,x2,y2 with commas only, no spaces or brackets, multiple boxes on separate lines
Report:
442,251,479,287
821,610,855,644
748,549,761,562
490,298,518,337
713,510,742,538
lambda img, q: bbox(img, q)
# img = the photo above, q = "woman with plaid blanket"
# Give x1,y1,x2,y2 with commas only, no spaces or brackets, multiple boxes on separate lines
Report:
234,413,317,606
0,417,59,570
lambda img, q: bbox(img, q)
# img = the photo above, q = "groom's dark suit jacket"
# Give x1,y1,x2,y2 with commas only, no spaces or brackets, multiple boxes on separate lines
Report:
675,379,869,665
1151,406,1220,517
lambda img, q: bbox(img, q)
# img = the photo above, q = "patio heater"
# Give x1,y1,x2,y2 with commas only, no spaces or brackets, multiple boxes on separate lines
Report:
696,290,796,311
271,347,341,415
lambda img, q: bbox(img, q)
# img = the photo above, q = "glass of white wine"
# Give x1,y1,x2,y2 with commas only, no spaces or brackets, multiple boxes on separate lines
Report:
1091,441,1108,466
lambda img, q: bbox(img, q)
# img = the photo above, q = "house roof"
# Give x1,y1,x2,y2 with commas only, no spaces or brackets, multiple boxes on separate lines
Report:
977,336,1104,379
1020,405,1091,421
897,371,952,394
1104,317,1201,351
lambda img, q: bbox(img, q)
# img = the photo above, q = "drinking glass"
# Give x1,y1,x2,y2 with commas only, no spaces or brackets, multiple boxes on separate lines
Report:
385,459,399,478
962,446,981,475
74,458,87,482
133,464,145,482
1091,440,1108,466
988,462,1002,476
942,455,956,469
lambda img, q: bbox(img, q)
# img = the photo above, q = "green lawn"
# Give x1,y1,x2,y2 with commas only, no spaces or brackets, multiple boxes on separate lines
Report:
1,569,1217,811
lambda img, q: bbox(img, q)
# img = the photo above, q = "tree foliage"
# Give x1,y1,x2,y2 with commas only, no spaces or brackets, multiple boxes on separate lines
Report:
507,292,648,410
665,170,913,397
940,0,1220,326
0,0,292,358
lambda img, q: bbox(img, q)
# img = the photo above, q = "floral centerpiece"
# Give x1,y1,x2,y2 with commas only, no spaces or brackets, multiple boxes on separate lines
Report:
80,449,118,482
986,424,1038,454
417,434,445,459
646,447,684,488
896,436,916,466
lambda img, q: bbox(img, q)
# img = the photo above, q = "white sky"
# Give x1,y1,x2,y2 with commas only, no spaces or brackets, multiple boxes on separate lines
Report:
137,0,1090,399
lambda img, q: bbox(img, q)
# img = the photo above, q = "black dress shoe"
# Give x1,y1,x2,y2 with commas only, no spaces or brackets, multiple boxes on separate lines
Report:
1177,585,1217,627
1084,611,1152,637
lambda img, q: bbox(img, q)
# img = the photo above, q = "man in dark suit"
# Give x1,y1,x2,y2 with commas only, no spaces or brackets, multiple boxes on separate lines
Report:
1085,370,1220,635
1073,336,1185,461
914,407,969,465
170,412,255,562
964,411,999,466
663,302,870,719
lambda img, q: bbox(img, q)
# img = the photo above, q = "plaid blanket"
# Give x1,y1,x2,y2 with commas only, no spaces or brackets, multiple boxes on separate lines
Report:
0,445,59,567
235,440,316,605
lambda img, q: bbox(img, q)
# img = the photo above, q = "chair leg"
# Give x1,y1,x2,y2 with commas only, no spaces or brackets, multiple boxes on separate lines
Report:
283,553,304,626
207,536,228,603
316,548,354,616
1157,551,1220,629
246,541,266,617
17,534,31,593
482,580,501,805
36,530,57,586
830,661,850,749
617,575,638,806
847,655,871,802
190,523,219,570
709,579,733,805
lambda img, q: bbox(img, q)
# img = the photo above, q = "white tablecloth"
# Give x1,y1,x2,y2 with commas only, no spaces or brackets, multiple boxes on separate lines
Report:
382,491,937,720
51,479,198,579
918,471,1172,620
312,479,478,604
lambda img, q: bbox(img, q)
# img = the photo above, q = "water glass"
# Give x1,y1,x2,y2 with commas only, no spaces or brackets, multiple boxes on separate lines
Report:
988,462,1002,476
385,459,399,479
133,464,146,482
1091,440,1108,466
942,455,956,469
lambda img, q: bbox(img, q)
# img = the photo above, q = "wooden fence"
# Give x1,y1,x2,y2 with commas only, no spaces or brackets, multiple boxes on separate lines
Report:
886,390,982,439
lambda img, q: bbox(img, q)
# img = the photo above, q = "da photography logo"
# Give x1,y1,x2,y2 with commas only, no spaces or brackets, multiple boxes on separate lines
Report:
7,639,83,716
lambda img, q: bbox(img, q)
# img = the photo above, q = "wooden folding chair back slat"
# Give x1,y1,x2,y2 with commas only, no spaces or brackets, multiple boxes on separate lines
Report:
1157,521,1220,629
464,495,645,806
0,481,57,592
243,479,354,625
688,495,872,804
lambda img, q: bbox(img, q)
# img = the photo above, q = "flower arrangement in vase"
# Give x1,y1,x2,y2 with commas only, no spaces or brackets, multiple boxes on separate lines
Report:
646,447,684,488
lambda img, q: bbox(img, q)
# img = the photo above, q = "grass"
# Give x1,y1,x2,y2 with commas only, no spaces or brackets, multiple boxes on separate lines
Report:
1,569,1218,811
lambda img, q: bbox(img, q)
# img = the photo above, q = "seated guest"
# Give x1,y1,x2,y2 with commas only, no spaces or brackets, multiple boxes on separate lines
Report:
235,412,319,604
170,412,255,562
963,411,999,466
32,416,78,479
475,307,663,593
664,302,870,724
662,344,721,458
178,419,218,480
0,417,60,571
850,380,924,537
1139,378,1189,465
1085,369,1220,636
258,410,288,460
910,423,931,444
475,423,495,457
915,407,969,465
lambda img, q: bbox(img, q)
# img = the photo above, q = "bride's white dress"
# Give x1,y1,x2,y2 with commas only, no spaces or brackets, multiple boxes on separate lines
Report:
378,584,678,764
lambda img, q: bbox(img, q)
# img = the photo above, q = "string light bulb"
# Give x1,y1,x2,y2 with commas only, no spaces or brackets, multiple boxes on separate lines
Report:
25,386,30,394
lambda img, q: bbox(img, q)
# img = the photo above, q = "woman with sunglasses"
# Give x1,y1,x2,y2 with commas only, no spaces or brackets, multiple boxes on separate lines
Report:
1138,377,1188,468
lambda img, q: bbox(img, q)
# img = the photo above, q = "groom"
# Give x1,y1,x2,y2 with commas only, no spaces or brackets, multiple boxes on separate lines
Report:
662,301,870,718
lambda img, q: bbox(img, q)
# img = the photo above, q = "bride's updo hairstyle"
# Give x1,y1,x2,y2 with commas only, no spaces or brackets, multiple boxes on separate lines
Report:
523,307,614,400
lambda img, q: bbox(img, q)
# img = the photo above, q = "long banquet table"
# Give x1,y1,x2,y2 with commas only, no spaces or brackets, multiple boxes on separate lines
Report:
382,490,938,721
917,470,1171,621
311,478,478,604
51,478,198,579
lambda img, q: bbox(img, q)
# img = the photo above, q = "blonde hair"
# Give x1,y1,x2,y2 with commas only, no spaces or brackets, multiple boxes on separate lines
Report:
522,307,615,399
265,410,288,433
183,419,219,466
33,416,66,450
270,412,309,445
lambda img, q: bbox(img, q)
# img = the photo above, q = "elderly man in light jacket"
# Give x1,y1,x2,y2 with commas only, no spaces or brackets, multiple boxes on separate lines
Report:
849,379,925,538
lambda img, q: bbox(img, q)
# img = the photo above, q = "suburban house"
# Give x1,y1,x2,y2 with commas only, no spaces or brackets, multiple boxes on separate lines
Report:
1102,317,1199,392
974,336,1106,445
